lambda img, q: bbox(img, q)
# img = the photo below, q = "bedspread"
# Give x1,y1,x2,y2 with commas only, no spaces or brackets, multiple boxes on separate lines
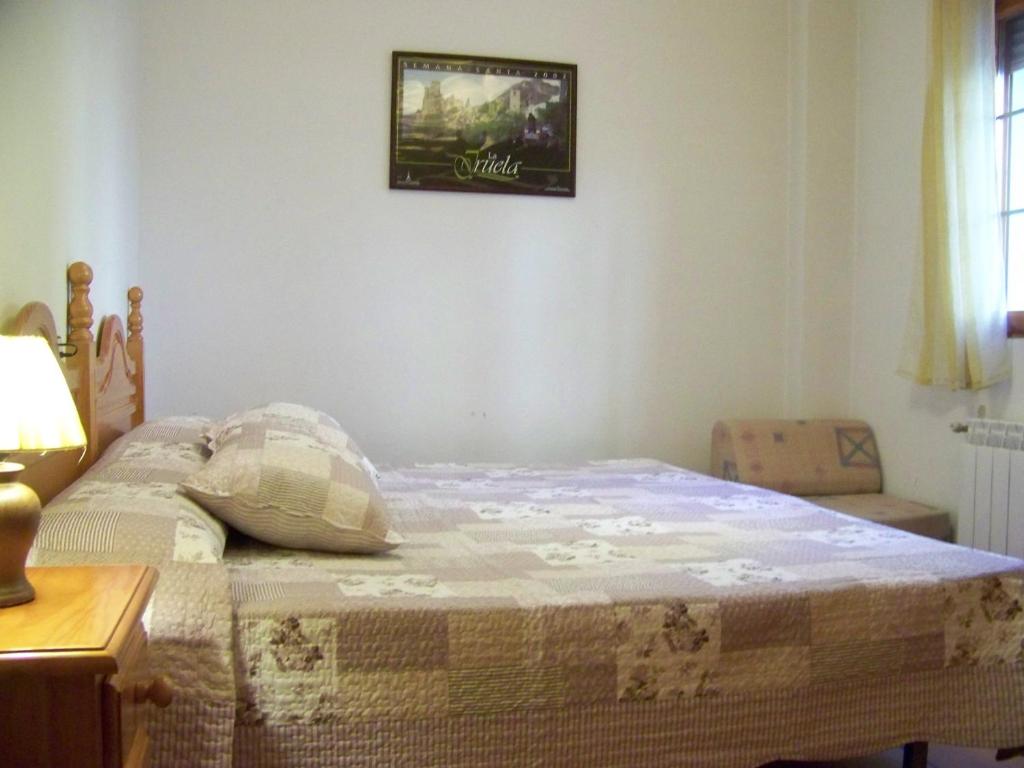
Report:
27,420,1024,768
226,461,1024,767
31,418,236,768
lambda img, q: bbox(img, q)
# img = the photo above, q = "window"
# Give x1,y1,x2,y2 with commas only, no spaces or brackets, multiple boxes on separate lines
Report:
996,0,1024,335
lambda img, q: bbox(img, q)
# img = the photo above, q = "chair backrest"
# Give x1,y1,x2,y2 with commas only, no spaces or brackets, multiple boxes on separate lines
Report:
710,419,883,496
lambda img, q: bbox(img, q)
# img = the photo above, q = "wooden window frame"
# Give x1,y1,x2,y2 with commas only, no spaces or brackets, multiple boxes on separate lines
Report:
997,0,1024,336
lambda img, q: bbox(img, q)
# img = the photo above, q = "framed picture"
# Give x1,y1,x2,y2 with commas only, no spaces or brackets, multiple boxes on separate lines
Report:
390,51,577,197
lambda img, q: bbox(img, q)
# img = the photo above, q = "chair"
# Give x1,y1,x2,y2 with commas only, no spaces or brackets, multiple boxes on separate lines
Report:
710,419,952,540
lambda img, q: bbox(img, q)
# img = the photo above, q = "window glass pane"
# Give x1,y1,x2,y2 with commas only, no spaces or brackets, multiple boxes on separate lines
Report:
1010,16,1024,101
1011,113,1024,210
998,116,1007,210
1008,213,1024,311
1012,68,1024,111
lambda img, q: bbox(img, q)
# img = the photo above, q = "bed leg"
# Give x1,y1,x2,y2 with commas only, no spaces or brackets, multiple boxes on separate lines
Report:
903,741,928,768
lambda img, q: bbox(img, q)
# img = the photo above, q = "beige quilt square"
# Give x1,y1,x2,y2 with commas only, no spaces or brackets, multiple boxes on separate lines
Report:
721,595,811,652
615,600,721,701
534,604,616,666
810,584,944,645
449,609,529,668
447,665,565,715
338,670,449,719
944,575,1024,667
717,646,811,691
237,616,337,724
337,610,448,671
563,662,617,704
810,635,942,684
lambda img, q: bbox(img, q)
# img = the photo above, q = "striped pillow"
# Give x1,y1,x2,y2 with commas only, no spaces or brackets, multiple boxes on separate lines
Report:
37,417,228,564
182,408,399,554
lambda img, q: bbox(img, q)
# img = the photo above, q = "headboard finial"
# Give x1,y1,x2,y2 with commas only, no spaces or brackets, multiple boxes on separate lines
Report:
68,261,94,343
128,287,144,340
126,285,145,427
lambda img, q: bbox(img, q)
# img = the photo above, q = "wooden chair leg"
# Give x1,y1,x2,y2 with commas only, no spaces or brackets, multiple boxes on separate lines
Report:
903,741,928,768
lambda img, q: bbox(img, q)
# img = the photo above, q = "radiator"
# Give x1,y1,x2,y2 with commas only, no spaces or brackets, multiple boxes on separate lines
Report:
957,419,1024,556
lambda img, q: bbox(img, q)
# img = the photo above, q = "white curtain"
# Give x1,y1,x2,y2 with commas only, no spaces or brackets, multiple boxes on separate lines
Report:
900,0,1011,390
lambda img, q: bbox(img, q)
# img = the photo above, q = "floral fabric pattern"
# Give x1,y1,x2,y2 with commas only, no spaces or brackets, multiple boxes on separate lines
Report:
616,601,721,700
225,458,1024,737
31,434,1024,767
944,576,1024,666
32,418,234,768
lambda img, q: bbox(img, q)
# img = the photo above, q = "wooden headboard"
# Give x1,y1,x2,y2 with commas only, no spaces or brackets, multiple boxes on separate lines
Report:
11,262,145,504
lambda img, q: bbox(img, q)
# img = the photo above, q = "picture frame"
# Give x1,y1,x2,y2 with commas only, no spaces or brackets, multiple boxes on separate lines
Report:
389,51,577,197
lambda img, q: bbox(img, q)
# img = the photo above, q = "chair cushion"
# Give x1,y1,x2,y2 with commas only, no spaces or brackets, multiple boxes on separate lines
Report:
711,419,883,496
807,493,953,541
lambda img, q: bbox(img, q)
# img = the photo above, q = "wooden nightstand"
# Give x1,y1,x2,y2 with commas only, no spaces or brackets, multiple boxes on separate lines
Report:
0,565,170,768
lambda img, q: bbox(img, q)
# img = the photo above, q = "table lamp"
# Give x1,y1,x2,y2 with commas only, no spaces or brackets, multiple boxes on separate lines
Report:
0,335,86,607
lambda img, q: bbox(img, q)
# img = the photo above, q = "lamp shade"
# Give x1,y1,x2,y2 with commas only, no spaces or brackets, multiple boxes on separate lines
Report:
0,336,86,453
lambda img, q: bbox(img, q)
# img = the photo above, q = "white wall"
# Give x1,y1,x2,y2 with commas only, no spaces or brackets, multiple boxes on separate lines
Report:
0,2,65,325
0,0,139,331
10,0,1013,513
852,0,1024,512
4,0,1010,517
785,0,857,418
139,0,792,468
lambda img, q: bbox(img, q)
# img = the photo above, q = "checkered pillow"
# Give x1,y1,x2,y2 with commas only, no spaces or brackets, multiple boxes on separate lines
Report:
182,405,399,554
205,402,346,450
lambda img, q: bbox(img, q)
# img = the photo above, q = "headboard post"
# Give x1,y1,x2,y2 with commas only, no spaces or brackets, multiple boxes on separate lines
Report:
13,262,146,504
68,262,94,344
66,262,99,466
127,287,145,426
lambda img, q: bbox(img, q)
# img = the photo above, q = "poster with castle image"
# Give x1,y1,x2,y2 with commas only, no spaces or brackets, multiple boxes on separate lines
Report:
390,52,577,197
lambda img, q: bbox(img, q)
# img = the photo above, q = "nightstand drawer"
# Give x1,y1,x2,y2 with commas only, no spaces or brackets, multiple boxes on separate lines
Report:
103,678,148,768
103,669,173,765
101,615,174,768
102,619,151,768
0,566,161,768
0,673,106,768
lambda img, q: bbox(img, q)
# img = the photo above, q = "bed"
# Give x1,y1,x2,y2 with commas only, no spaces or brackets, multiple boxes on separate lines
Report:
14,263,1024,768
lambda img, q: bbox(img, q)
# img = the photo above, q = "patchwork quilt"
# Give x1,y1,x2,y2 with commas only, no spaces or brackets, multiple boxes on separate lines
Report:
31,421,1024,768
31,419,235,768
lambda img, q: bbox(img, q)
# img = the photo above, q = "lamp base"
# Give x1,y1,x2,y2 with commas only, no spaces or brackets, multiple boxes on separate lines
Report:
0,462,41,608
0,573,34,608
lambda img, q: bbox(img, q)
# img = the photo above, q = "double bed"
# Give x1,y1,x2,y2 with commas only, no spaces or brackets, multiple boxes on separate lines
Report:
14,264,1024,768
